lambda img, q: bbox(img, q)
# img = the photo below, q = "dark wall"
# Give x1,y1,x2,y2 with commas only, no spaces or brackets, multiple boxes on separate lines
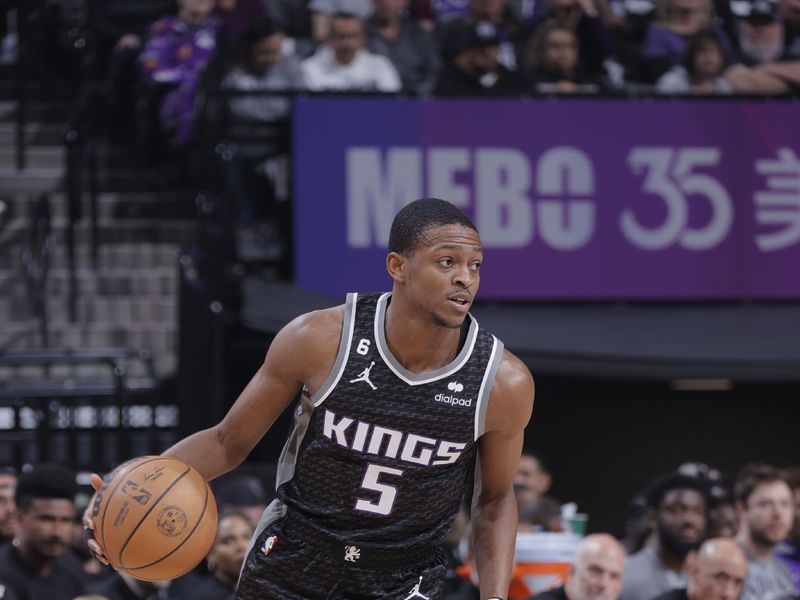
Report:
528,375,800,536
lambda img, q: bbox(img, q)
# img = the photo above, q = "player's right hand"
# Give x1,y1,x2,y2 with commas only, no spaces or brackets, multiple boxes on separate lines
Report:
83,473,111,566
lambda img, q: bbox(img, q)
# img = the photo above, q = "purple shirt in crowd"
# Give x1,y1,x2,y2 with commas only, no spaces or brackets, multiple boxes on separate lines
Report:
138,15,222,145
777,540,800,592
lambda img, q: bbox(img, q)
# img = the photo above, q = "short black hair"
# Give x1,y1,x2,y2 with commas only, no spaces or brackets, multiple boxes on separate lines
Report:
15,464,78,511
240,17,283,55
388,198,478,256
734,463,787,506
645,471,710,509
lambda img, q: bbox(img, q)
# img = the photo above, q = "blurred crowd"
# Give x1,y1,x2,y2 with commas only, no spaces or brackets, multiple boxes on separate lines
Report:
0,456,797,600
2,0,798,259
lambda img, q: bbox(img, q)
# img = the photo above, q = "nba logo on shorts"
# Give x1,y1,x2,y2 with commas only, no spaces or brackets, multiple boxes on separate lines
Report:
261,535,278,556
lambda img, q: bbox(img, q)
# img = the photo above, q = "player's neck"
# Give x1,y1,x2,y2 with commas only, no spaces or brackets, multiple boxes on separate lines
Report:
384,302,463,373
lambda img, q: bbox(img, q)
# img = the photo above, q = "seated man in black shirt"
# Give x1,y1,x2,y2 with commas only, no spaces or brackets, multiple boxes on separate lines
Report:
435,18,525,95
529,534,625,600
0,464,86,600
650,538,747,600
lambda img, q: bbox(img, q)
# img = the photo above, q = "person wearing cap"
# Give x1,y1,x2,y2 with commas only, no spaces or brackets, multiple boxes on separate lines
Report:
434,17,526,94
619,472,709,600
736,0,793,63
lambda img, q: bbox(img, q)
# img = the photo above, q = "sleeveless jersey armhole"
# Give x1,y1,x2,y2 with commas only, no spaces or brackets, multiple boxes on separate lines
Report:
310,292,358,407
474,336,504,441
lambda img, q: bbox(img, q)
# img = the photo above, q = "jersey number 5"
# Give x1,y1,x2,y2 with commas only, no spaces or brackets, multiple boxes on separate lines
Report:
355,463,403,515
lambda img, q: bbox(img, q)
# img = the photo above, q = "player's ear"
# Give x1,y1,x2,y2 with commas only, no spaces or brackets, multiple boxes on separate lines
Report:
386,251,407,283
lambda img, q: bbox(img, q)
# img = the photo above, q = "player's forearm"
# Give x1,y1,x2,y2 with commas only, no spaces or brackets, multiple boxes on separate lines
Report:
472,488,518,600
162,426,247,481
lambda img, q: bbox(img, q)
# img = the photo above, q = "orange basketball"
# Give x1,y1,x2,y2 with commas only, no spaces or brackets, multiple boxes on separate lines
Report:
89,456,218,581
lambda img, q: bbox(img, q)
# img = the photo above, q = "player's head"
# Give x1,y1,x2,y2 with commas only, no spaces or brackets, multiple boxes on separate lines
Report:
565,533,625,600
388,198,478,257
15,464,77,561
387,199,482,329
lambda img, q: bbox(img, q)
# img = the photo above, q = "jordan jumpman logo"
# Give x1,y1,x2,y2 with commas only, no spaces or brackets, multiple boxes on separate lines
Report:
403,576,430,600
350,361,377,390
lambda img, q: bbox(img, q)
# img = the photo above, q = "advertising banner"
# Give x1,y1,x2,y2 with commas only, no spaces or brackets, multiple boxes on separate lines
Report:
293,97,800,299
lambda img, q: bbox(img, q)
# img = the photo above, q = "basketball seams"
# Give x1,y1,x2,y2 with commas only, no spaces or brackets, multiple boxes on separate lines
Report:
99,456,164,565
125,475,210,577
118,465,192,569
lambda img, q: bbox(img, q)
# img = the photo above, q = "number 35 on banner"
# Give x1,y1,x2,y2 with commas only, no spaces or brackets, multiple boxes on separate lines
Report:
622,147,733,251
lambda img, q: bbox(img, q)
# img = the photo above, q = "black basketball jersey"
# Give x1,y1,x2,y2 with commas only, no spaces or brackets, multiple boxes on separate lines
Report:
274,292,504,549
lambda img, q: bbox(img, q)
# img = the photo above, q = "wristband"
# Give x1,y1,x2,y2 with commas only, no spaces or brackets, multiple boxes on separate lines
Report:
488,597,505,600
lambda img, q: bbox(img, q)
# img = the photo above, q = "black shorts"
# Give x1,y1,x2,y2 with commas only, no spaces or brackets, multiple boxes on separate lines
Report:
236,511,447,600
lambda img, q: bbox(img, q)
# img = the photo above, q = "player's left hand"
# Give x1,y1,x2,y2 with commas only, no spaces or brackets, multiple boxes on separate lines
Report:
83,473,111,566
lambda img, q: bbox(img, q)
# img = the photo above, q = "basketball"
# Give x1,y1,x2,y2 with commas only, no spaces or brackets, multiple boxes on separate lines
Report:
89,456,218,581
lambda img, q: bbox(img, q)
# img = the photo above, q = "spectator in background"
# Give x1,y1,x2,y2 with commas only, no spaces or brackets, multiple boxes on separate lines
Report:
367,0,442,94
214,475,271,527
518,496,565,532
776,466,800,591
723,57,800,91
734,463,796,600
0,464,86,600
137,0,223,146
172,513,254,600
213,0,267,50
434,18,526,93
310,0,375,41
525,21,603,91
639,0,734,82
0,468,17,545
709,493,740,539
514,453,553,508
619,472,709,600
222,18,305,259
736,0,792,63
528,534,626,600
466,0,533,69
620,494,653,556
778,0,800,55
225,18,306,122
88,0,175,143
651,538,748,600
656,31,733,92
302,12,402,90
533,0,616,76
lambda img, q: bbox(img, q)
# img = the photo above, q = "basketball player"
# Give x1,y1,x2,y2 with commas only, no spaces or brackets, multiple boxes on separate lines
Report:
87,198,535,599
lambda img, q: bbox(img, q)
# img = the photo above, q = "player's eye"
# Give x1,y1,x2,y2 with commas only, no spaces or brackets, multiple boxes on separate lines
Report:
439,258,453,267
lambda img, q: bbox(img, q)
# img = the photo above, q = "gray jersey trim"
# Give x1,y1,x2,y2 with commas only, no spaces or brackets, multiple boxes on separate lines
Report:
474,336,503,440
311,292,357,407
275,389,316,490
374,292,479,385
240,497,287,583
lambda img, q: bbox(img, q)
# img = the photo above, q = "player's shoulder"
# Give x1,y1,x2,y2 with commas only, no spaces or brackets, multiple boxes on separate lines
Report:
487,347,534,424
280,303,346,346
